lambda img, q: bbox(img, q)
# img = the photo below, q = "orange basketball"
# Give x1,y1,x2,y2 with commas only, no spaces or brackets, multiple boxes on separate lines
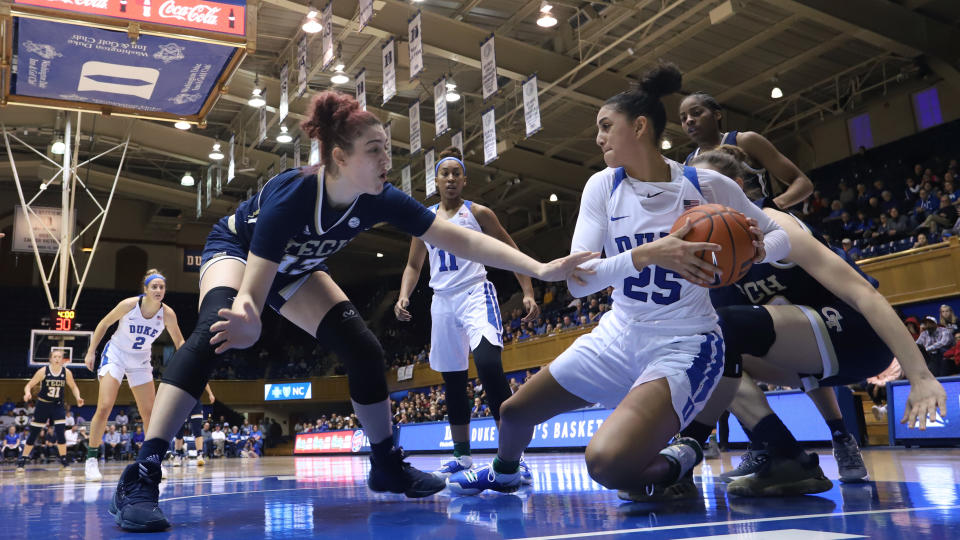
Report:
669,203,756,288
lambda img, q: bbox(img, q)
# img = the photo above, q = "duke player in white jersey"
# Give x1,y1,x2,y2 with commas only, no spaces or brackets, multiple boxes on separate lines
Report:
83,269,185,481
109,91,594,532
679,91,813,209
448,63,791,497
395,146,539,480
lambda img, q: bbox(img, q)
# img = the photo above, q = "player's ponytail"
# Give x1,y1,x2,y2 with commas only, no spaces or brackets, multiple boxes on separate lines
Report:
301,91,380,173
604,62,682,142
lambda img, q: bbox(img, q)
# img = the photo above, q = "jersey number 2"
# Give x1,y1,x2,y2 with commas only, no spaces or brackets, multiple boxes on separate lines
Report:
132,337,146,350
437,250,459,272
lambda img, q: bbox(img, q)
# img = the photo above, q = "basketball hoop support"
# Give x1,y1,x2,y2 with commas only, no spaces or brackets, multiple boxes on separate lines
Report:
3,112,131,310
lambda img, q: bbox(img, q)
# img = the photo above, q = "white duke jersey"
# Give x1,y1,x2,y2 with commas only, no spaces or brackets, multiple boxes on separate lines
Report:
569,159,787,333
108,297,165,355
425,201,487,292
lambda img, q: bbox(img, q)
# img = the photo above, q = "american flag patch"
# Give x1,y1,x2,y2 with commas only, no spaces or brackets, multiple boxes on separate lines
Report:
683,199,700,209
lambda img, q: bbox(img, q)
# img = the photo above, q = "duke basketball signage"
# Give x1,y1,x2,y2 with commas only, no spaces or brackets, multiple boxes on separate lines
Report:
13,0,247,36
12,19,237,116
263,382,312,401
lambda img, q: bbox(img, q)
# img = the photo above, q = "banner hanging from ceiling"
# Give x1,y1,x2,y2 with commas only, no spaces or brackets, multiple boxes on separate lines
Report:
13,18,235,116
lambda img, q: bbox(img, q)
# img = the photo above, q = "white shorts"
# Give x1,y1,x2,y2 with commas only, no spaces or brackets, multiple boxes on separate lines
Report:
99,342,154,387
429,280,503,373
549,309,724,428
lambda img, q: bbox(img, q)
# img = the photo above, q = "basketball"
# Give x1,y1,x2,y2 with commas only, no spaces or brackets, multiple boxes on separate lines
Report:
669,203,756,288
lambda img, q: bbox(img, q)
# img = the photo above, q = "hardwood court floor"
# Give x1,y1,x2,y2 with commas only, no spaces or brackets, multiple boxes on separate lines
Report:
2,448,959,539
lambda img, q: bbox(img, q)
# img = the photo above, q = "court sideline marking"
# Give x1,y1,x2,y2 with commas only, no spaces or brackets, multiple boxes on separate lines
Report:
519,504,960,539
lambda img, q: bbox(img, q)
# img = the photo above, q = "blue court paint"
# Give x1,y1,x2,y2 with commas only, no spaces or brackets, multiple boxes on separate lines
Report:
2,452,959,539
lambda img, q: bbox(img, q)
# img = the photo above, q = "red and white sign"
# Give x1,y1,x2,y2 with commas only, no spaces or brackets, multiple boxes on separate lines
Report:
294,430,366,455
14,0,246,36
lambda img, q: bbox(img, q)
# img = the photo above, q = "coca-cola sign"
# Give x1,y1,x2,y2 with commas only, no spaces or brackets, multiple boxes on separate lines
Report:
14,0,246,37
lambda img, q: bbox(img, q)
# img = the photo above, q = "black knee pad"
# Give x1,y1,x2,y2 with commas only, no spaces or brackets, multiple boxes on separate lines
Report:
162,286,237,398
441,370,470,425
26,425,42,446
316,301,387,405
472,338,511,421
54,424,66,445
718,305,777,378
191,417,204,438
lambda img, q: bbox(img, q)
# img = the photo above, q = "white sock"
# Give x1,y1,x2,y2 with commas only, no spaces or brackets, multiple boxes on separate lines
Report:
351,399,393,444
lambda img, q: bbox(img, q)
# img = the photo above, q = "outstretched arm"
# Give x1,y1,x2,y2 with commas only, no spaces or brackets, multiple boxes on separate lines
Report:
767,208,945,429
85,298,137,371
395,238,428,322
473,204,540,321
738,131,814,210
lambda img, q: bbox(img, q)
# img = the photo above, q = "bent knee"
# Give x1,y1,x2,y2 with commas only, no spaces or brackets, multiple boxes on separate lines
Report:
497,395,524,424
584,444,622,489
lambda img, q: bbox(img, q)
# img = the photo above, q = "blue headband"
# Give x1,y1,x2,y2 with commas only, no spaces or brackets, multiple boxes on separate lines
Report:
435,156,465,176
144,274,166,287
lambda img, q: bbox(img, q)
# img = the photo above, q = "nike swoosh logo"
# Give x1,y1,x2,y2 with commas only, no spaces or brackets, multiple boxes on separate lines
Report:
648,192,664,198
610,216,628,221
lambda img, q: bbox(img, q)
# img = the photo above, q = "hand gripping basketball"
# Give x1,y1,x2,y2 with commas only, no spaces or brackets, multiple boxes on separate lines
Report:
669,204,758,288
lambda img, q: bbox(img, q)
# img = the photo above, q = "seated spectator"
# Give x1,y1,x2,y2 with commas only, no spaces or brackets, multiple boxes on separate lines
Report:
226,426,241,457
64,408,75,428
863,197,882,220
240,438,260,459
917,315,955,376
579,315,591,326
904,316,921,340
879,190,898,213
841,238,861,261
103,424,122,461
119,425,132,459
913,233,929,249
42,427,58,460
65,424,86,461
887,207,912,236
916,195,958,235
837,181,855,209
940,305,959,332
904,177,920,203
945,178,959,203
211,425,226,457
114,409,129,429
560,315,578,331
132,425,145,454
2,426,20,460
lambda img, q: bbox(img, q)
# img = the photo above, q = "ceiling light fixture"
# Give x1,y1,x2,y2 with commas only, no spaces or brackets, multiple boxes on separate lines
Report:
174,120,191,130
248,75,266,108
770,76,783,99
376,252,384,258
661,139,672,150
549,193,558,202
302,10,322,33
537,1,557,28
276,125,293,143
51,138,66,155
180,171,195,187
209,143,224,161
445,78,461,102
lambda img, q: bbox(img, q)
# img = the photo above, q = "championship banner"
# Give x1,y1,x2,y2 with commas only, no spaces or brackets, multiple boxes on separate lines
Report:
12,205,69,254
408,11,423,81
384,121,393,171
195,179,202,218
12,18,236,116
424,147,436,198
205,167,212,207
279,153,287,171
13,0,248,37
408,100,421,155
278,62,289,122
480,34,497,101
183,248,203,273
297,35,309,97
320,1,334,70
227,133,235,182
433,77,448,137
401,165,411,196
293,135,302,168
482,107,497,164
355,68,366,111
358,0,373,31
257,104,267,144
381,38,396,104
213,165,222,196
451,130,463,156
309,139,320,165
523,74,541,137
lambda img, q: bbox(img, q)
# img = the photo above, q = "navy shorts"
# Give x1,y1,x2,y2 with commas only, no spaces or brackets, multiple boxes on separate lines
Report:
33,400,65,425
200,221,327,311
799,301,894,386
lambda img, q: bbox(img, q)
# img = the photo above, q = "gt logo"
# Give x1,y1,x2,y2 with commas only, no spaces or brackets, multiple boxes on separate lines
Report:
821,307,843,332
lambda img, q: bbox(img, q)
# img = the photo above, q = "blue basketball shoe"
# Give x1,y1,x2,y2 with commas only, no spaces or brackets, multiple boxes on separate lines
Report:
109,460,170,532
433,455,473,478
447,464,521,495
518,457,533,485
